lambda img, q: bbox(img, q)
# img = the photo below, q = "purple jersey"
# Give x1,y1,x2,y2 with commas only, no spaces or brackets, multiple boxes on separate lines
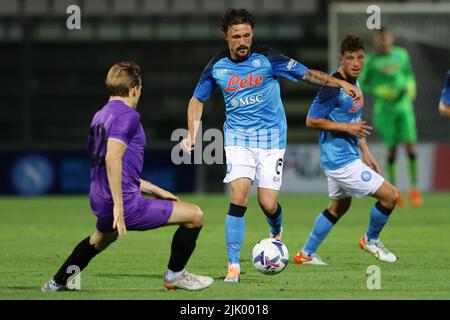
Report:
88,100,145,217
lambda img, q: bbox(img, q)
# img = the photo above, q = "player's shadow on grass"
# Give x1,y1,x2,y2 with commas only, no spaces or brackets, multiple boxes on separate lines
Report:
6,286,37,290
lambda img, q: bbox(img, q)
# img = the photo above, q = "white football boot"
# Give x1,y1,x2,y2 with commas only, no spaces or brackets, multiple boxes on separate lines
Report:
164,271,214,291
41,279,67,292
359,235,397,263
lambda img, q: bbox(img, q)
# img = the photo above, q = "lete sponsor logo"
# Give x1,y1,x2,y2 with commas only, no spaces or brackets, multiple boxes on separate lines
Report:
224,73,264,92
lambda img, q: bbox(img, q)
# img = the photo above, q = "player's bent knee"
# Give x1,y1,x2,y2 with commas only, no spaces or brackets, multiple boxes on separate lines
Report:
189,204,204,228
380,186,398,209
259,200,277,215
90,231,118,252
231,195,248,207
390,187,399,208
328,207,347,219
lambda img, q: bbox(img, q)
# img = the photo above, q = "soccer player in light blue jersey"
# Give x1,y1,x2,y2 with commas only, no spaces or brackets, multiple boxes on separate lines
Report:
181,9,362,282
439,70,450,117
294,35,399,266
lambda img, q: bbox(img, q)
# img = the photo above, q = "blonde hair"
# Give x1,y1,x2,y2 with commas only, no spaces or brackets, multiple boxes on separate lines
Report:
105,62,141,97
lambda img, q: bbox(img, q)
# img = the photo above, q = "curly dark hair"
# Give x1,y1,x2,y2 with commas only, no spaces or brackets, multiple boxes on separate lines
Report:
218,8,256,33
340,35,365,55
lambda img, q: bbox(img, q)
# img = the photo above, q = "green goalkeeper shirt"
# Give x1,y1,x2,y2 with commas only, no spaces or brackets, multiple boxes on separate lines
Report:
359,46,416,111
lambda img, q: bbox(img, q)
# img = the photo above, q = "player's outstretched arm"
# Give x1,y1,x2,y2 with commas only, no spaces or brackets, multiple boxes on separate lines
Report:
439,102,450,117
302,69,362,100
105,139,127,237
140,179,179,201
181,96,204,154
306,116,372,139
359,137,381,173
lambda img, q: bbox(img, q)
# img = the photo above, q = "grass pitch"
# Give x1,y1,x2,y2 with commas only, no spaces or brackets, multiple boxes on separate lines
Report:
0,193,449,300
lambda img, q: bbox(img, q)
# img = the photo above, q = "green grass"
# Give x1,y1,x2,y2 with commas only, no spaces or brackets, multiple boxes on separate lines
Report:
0,193,449,300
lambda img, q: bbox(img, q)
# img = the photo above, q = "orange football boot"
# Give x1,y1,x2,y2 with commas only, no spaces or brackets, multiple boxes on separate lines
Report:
294,251,327,265
224,263,240,283
408,188,423,207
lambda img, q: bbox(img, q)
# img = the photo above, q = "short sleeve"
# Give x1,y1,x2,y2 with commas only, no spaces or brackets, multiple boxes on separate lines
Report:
263,47,308,82
308,87,339,119
109,111,140,146
441,70,450,105
193,53,223,102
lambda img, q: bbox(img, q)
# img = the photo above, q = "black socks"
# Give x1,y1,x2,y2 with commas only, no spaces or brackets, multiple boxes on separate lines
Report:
53,236,99,285
168,226,202,272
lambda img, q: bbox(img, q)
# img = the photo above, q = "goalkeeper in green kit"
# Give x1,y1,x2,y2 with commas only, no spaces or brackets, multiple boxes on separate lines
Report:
360,27,422,207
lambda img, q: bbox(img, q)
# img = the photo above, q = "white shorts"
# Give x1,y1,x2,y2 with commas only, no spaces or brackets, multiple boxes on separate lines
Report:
325,159,385,199
223,146,285,190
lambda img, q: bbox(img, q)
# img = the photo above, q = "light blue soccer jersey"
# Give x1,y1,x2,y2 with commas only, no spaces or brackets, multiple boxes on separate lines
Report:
193,45,308,148
308,71,364,171
441,70,450,105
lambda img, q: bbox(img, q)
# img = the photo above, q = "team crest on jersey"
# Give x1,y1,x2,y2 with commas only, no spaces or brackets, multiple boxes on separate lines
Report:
252,58,262,67
215,68,228,78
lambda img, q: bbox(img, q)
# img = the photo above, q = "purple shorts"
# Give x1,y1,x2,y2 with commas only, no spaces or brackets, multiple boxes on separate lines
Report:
94,198,174,233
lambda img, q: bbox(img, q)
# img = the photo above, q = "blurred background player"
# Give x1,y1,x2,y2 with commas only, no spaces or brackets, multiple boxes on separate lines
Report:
359,27,422,207
439,70,450,117
181,8,361,283
42,62,213,292
294,35,399,265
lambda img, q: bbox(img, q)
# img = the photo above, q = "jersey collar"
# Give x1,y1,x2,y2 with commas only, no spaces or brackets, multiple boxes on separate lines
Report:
333,69,357,85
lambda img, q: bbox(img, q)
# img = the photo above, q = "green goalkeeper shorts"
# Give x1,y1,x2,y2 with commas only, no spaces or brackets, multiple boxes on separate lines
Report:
373,101,418,148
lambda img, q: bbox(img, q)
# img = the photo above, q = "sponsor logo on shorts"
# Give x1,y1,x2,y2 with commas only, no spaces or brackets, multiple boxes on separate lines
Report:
273,176,280,182
227,163,232,174
361,171,372,181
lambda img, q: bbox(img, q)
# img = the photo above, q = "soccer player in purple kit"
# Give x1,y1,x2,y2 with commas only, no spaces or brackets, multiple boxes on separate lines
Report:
181,9,362,282
41,62,213,292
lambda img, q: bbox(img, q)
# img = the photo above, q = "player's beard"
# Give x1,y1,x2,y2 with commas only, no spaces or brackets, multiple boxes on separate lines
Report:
235,45,250,60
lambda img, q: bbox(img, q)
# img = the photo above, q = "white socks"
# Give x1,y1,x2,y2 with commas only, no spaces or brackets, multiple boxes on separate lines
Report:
165,269,185,282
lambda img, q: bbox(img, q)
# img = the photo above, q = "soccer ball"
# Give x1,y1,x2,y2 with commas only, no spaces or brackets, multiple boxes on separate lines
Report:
251,238,289,275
